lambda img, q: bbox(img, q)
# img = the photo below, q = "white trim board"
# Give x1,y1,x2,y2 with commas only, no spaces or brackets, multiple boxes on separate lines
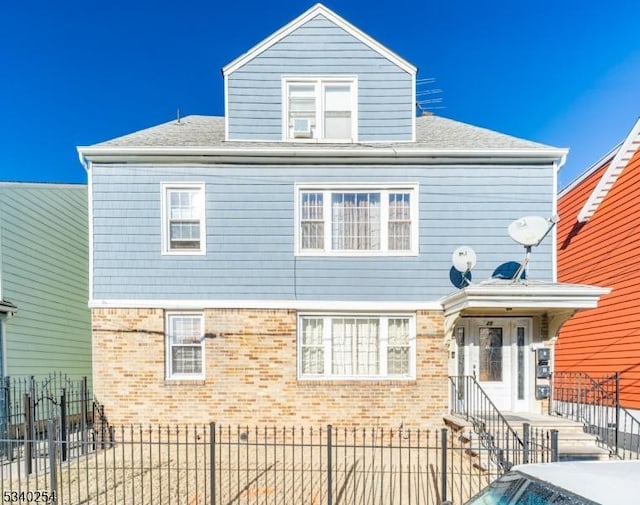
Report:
577,117,640,223
222,4,416,77
89,299,443,311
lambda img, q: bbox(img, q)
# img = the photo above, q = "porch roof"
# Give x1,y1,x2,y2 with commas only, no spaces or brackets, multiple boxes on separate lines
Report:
440,279,610,343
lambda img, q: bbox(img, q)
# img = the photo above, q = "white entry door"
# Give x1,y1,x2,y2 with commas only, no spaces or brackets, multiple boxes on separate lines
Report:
466,318,531,412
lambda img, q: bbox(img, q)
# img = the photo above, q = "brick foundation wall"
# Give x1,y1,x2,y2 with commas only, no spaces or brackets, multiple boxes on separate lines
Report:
92,308,448,428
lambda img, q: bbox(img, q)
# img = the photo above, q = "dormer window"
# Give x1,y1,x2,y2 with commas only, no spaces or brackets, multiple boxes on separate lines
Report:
283,77,357,142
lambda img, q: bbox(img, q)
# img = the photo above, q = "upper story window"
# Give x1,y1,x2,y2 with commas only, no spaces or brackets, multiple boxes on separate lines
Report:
161,183,206,255
283,77,357,142
296,185,418,256
166,312,205,380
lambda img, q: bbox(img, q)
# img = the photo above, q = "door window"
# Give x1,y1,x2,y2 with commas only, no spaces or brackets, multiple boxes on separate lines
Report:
479,327,503,381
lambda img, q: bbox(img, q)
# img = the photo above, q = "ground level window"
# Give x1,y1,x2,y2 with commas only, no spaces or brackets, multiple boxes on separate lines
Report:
298,314,415,379
166,312,204,379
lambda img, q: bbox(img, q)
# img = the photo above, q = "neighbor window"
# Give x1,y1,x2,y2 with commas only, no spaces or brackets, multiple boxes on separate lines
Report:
284,77,357,141
297,186,418,255
166,312,204,379
298,315,415,379
162,183,205,254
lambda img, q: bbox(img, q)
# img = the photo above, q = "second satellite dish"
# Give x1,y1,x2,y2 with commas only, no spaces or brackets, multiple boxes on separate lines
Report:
452,246,477,273
508,216,551,247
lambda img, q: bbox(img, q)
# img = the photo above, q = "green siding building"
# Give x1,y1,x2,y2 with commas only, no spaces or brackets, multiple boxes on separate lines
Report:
0,183,91,381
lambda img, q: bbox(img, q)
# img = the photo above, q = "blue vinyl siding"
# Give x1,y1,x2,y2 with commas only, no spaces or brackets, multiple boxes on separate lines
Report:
91,164,555,301
226,14,414,141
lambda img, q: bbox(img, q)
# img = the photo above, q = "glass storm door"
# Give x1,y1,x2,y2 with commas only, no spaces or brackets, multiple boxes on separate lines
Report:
468,318,531,412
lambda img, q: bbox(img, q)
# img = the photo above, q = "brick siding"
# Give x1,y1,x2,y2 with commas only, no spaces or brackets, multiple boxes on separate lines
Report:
92,308,448,428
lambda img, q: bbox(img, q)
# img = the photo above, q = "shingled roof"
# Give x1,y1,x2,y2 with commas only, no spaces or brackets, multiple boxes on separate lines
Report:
92,114,554,151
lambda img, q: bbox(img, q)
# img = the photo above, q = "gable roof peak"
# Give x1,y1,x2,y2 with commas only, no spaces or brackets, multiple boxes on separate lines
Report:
576,116,640,223
222,3,416,76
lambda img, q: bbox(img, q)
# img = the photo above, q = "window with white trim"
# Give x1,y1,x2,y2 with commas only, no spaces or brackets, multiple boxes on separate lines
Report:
297,186,418,255
162,183,205,254
284,77,357,141
298,315,415,379
166,312,205,379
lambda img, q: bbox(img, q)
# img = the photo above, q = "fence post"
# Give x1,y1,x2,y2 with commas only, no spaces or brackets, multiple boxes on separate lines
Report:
210,422,216,505
24,392,33,475
550,430,559,462
327,425,333,505
614,372,620,458
522,423,530,464
48,419,58,495
60,388,67,462
577,374,582,420
81,377,88,456
441,428,448,504
1,376,10,460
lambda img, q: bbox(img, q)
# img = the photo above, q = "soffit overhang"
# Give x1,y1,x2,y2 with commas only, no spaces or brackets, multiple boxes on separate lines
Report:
77,147,568,167
440,280,610,345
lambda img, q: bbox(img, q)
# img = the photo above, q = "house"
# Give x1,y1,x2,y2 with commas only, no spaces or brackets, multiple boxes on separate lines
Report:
77,4,607,427
556,117,640,418
0,182,92,380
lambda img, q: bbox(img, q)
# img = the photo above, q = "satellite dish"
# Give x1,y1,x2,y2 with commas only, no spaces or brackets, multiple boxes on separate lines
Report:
452,246,477,273
507,215,559,282
508,216,551,247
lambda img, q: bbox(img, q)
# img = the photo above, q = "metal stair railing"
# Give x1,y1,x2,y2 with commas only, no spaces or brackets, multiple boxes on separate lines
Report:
551,371,640,459
449,375,525,471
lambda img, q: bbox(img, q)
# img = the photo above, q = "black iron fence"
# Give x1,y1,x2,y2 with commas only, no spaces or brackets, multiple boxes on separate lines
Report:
449,375,557,470
551,371,640,459
2,422,527,505
0,374,112,469
1,374,92,435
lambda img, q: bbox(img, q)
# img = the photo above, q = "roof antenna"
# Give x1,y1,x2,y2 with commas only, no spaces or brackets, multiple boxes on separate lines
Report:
176,108,181,124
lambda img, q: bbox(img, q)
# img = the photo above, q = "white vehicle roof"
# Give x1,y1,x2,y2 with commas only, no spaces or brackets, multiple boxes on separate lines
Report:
512,460,640,504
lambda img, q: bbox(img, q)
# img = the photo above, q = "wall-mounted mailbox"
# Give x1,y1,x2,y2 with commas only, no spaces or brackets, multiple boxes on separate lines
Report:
537,364,551,379
536,347,550,362
536,385,550,399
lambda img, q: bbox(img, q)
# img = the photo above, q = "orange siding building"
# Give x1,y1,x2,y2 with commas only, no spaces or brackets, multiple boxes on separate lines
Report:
556,118,640,409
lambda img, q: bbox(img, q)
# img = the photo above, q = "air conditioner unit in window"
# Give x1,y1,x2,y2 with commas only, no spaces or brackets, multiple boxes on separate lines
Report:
293,118,312,138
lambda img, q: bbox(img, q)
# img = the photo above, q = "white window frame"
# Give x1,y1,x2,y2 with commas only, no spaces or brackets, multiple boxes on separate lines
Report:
297,313,416,381
161,182,206,255
165,311,205,380
294,183,419,256
282,76,358,142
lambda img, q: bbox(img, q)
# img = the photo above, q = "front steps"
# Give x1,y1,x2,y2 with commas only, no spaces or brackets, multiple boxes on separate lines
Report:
444,412,611,466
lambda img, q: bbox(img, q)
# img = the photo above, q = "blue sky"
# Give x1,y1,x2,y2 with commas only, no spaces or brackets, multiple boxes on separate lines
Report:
1,0,638,189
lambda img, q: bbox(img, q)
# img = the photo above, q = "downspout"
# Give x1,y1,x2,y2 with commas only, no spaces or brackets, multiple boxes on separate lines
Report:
552,153,567,283
77,153,94,308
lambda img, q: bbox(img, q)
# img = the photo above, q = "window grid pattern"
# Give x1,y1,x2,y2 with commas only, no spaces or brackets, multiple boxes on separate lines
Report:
165,187,204,252
331,193,381,251
332,318,379,376
285,78,355,140
289,84,316,131
299,315,413,379
298,188,416,255
300,192,324,250
388,193,411,251
387,318,411,375
301,318,324,375
167,314,204,378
